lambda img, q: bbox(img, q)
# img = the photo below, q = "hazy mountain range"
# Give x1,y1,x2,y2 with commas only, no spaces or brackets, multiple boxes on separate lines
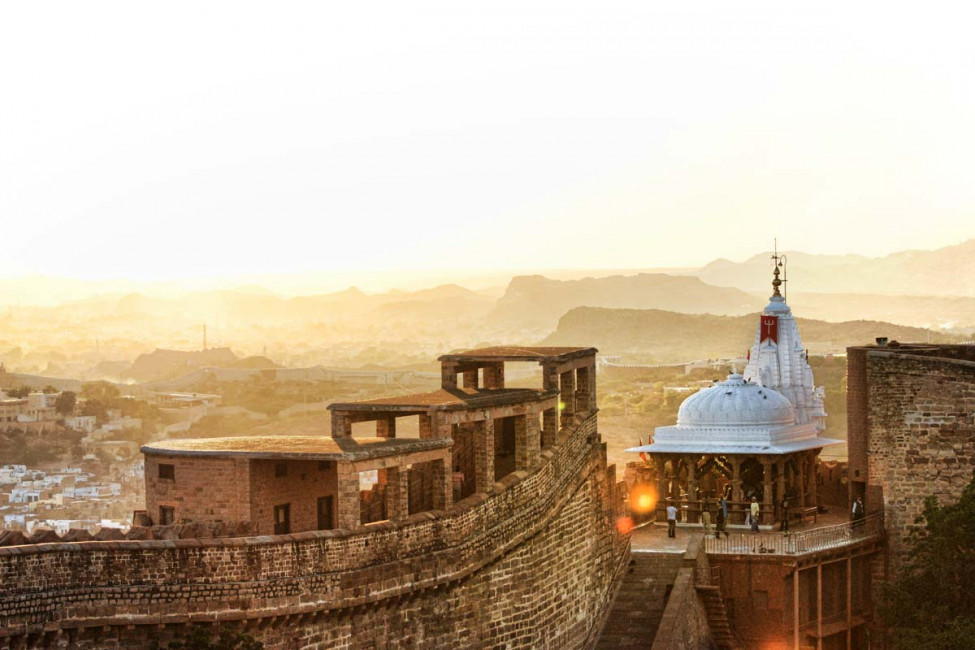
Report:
543,308,962,364
2,238,973,379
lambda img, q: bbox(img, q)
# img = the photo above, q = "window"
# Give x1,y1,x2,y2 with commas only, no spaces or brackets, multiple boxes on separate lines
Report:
274,504,291,534
158,464,175,480
317,496,334,530
275,462,288,478
159,506,176,525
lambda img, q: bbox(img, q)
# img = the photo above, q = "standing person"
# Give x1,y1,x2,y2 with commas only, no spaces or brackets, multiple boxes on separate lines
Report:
852,496,865,524
715,505,727,538
666,503,678,538
780,497,790,532
701,499,712,536
750,497,760,533
720,493,729,521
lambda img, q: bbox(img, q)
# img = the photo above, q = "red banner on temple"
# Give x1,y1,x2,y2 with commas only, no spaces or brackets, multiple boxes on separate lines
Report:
760,315,778,343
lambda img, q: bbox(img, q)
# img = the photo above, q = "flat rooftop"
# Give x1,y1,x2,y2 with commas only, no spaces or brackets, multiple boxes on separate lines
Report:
438,346,597,363
329,387,558,413
142,435,451,461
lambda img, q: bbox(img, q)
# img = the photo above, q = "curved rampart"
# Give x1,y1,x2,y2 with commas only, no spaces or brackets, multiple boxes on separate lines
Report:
0,413,628,649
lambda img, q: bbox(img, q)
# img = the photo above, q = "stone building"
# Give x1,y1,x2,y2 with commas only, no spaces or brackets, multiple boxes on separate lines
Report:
0,346,629,650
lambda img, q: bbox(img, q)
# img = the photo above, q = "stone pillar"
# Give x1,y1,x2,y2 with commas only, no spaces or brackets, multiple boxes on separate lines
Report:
809,451,820,510
542,407,558,448
686,456,697,522
336,463,361,530
542,362,559,392
730,456,742,503
385,466,410,520
331,411,352,438
761,457,774,525
418,414,433,439
560,370,576,426
515,413,540,471
431,457,451,511
483,363,504,389
441,362,458,389
777,459,787,520
654,455,669,521
475,419,495,493
798,455,807,508
376,417,396,439
575,365,591,414
462,369,479,389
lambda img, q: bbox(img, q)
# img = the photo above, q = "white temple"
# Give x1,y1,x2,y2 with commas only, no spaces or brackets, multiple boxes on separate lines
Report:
626,251,842,525
742,258,827,431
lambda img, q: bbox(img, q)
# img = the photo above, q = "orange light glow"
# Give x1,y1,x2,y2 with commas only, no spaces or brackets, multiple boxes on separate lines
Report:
616,516,635,535
629,486,657,514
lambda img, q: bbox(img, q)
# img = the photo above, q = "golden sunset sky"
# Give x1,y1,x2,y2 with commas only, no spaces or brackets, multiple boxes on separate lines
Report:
3,2,974,282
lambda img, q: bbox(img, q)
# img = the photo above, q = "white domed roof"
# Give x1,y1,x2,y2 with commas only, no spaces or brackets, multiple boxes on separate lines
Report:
677,374,795,427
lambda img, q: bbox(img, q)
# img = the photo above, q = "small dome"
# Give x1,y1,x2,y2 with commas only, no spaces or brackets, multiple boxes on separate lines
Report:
677,374,795,427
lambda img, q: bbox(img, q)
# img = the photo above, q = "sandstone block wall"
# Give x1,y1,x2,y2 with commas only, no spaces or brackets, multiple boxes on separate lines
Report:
848,346,975,572
0,412,629,650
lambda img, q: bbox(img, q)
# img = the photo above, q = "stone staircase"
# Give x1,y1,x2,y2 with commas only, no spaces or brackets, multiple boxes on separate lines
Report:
595,551,684,648
695,584,741,650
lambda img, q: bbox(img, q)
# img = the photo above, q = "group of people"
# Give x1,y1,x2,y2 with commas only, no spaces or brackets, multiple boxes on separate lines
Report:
664,494,764,537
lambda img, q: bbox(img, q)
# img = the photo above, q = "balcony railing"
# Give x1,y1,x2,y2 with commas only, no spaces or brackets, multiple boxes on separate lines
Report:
704,513,884,556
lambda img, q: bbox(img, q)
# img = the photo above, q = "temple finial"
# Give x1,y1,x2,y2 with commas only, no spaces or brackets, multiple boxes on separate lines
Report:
771,239,785,298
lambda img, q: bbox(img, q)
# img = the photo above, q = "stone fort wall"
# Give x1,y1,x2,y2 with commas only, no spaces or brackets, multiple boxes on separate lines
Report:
0,412,629,649
847,345,975,573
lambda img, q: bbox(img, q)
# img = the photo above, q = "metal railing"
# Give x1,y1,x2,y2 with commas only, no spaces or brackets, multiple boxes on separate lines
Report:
704,513,883,556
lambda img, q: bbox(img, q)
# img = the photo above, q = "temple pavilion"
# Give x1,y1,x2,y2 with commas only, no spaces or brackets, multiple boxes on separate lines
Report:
627,252,842,526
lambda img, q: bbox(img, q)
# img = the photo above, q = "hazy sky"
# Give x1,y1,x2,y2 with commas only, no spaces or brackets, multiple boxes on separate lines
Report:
4,2,975,282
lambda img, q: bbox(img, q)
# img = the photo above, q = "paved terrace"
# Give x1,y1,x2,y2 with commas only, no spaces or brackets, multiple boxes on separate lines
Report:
632,511,884,556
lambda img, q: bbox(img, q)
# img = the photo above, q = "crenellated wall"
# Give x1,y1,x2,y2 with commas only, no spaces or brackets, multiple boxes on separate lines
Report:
0,412,629,649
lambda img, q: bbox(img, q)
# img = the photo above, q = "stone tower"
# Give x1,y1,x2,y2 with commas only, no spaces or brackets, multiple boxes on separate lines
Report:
742,251,827,432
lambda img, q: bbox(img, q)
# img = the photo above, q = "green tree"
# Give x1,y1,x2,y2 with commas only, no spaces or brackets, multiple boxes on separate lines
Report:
879,472,975,649
6,386,30,398
55,391,76,415
42,385,58,394
80,381,121,402
153,626,263,650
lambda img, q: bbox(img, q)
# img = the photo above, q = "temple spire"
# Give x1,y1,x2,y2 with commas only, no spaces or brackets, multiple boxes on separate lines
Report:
771,239,786,299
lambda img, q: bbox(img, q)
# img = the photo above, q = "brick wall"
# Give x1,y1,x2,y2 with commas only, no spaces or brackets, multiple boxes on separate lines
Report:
249,459,337,534
0,411,629,650
856,348,975,572
145,455,250,525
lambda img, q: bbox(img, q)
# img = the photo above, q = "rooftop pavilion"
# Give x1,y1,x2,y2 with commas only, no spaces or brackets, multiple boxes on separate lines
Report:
142,346,599,536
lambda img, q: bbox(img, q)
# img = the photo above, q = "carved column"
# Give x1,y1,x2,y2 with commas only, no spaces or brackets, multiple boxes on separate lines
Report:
654,455,669,521
777,458,787,520
685,455,698,522
730,456,743,503
809,451,820,510
761,456,774,525
798,453,807,508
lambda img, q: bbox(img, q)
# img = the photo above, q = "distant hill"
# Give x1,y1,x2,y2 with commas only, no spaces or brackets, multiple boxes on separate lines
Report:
489,274,763,331
689,239,975,297
542,307,961,364
125,347,239,382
